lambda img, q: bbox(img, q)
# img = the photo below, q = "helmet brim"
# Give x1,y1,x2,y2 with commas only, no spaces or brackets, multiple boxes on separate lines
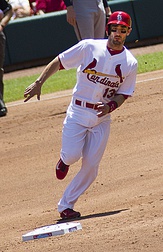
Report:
108,20,131,28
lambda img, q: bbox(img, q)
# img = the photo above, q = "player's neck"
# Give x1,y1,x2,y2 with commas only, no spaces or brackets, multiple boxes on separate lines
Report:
107,46,124,56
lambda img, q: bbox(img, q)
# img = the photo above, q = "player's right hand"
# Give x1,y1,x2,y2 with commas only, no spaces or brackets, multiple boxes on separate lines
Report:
24,81,41,102
96,102,110,117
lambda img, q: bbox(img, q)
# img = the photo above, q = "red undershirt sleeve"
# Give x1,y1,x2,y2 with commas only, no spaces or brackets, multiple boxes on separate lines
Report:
58,56,65,70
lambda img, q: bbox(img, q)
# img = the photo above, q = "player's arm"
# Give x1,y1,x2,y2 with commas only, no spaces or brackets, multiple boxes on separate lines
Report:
0,3,12,30
97,94,128,117
103,0,112,17
63,0,76,26
24,56,61,102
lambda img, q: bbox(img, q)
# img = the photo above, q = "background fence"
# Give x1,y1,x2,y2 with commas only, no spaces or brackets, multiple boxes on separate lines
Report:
4,0,163,72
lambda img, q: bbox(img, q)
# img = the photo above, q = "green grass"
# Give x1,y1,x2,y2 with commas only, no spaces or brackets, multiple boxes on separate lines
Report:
4,69,76,102
4,51,163,103
136,51,163,74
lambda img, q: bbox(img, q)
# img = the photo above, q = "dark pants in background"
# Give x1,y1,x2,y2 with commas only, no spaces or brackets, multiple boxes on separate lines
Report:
0,31,7,116
0,31,6,100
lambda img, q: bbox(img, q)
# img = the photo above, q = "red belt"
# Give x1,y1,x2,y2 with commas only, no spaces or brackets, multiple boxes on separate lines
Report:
75,99,98,110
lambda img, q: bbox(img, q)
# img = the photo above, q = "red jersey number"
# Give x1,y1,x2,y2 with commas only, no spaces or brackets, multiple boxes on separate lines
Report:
103,88,116,98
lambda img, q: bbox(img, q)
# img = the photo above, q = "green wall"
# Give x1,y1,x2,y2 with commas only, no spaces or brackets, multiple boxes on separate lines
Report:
3,0,163,70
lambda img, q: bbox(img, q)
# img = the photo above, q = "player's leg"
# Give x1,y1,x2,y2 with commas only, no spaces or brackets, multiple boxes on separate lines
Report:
58,119,111,213
73,0,94,40
56,116,87,180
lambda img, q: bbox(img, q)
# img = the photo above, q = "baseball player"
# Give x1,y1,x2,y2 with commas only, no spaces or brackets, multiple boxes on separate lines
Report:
24,11,137,219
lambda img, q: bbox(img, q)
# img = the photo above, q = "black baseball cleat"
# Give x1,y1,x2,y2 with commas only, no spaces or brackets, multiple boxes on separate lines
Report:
56,158,69,180
60,208,81,220
0,99,7,117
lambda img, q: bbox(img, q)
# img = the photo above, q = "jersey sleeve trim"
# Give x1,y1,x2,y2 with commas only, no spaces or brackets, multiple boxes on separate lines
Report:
58,56,65,70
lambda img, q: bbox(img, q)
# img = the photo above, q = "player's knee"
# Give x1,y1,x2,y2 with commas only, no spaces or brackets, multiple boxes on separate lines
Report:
61,151,81,165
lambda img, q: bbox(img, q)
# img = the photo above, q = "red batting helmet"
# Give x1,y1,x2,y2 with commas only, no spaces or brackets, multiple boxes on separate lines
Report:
107,11,132,28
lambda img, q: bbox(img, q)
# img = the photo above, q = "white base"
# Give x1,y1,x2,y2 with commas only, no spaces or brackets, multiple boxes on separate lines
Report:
22,222,82,241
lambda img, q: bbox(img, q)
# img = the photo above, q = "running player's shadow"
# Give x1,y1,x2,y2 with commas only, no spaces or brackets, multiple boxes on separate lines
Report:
56,208,128,223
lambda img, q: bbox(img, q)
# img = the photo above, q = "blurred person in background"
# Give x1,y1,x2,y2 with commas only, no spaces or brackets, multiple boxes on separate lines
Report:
29,0,37,15
35,0,66,15
63,0,112,40
9,0,32,19
0,0,12,117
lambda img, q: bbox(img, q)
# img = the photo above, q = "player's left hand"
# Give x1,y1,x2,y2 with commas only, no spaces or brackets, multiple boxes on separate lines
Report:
96,102,109,117
24,81,41,102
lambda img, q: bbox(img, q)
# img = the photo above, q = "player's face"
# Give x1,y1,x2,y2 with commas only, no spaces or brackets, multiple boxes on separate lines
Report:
108,24,131,49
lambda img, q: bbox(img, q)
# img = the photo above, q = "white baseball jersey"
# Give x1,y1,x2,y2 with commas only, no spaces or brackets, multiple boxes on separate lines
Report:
57,39,137,213
59,39,137,100
59,39,137,127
